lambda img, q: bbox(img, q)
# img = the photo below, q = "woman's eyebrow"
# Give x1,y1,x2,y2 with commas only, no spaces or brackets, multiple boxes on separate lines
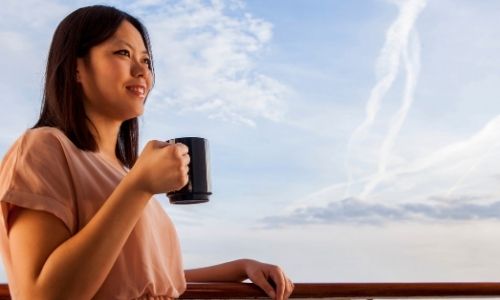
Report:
113,38,149,55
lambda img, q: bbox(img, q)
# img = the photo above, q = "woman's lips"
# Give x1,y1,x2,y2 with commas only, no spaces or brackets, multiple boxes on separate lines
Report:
126,85,146,97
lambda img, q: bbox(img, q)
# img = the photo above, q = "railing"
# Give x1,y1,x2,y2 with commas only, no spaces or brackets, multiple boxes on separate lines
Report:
2,282,500,299
0,285,8,300
180,282,500,299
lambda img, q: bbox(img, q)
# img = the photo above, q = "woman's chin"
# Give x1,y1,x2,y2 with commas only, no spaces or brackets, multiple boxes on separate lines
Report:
119,109,144,121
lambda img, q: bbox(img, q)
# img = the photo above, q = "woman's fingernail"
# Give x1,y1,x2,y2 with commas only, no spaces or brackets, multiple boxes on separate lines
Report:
270,291,276,299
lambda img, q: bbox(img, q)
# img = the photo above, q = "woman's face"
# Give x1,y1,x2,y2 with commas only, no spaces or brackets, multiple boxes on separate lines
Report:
76,20,153,122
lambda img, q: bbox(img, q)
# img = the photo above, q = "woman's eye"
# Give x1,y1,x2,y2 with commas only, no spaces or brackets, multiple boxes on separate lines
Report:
115,49,130,57
143,58,152,67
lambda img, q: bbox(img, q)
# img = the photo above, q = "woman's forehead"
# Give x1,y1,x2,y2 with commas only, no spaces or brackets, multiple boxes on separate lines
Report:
107,21,148,52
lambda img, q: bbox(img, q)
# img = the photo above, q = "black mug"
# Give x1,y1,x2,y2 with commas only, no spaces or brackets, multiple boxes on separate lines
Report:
166,137,212,204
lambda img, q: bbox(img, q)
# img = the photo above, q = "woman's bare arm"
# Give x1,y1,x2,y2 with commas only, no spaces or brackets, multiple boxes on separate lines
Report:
185,259,248,282
9,174,152,300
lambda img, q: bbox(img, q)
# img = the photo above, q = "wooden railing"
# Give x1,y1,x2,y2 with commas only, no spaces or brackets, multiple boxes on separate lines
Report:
2,282,500,299
0,285,8,300
180,282,500,298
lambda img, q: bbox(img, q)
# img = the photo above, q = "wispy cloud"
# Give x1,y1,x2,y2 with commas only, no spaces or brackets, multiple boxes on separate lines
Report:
134,0,289,126
390,115,500,203
361,28,422,198
285,114,500,217
345,0,427,198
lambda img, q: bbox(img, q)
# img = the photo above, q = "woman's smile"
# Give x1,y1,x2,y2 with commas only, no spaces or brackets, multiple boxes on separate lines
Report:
126,85,146,98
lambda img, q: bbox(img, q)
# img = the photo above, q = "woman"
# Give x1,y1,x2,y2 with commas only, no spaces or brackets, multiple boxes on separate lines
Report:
0,5,294,300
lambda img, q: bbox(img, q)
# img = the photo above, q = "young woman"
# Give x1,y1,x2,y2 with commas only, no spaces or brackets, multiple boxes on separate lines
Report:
0,5,294,300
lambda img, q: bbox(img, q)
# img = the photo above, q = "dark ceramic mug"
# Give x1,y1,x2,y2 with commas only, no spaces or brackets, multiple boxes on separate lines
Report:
166,137,212,204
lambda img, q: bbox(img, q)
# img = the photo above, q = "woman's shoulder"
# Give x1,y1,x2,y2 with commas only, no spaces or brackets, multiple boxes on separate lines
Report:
0,127,70,185
21,126,74,150
24,126,67,141
6,126,77,161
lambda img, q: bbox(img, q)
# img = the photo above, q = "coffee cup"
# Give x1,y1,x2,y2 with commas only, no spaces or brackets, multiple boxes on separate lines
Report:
166,137,212,204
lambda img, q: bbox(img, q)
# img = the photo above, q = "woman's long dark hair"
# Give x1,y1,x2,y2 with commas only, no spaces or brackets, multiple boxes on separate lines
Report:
33,5,154,168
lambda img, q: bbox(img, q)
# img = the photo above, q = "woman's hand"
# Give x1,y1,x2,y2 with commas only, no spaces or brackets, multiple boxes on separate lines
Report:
128,140,190,195
185,259,294,299
243,259,294,300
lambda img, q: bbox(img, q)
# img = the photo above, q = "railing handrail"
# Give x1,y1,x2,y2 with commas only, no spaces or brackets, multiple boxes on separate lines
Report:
2,282,500,299
180,282,500,298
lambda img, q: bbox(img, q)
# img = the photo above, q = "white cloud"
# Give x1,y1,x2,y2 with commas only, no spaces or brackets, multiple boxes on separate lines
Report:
137,0,289,126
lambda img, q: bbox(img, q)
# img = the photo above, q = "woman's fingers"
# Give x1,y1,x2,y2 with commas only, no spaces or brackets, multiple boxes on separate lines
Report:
269,268,286,300
285,277,294,298
251,272,276,299
244,260,294,300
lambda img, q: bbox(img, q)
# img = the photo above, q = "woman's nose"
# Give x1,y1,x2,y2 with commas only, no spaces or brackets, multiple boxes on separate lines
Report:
131,59,149,78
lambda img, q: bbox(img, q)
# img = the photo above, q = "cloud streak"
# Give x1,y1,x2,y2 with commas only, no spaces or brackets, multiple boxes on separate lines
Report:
361,28,422,197
285,114,500,223
345,0,427,198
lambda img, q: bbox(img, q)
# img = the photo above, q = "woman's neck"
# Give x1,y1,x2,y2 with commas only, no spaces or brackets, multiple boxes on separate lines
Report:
87,117,122,162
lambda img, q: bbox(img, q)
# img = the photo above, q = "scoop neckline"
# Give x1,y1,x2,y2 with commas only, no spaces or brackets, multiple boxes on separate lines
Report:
94,151,130,174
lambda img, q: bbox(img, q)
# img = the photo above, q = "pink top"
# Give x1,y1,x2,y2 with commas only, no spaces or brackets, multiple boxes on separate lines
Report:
0,127,186,299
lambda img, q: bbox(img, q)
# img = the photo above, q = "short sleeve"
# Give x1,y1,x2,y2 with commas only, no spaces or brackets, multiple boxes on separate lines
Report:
0,128,76,235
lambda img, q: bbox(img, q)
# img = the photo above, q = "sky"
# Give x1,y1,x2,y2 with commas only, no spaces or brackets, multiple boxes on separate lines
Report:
2,0,500,290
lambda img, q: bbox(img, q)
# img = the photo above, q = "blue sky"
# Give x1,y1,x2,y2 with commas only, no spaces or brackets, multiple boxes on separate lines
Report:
2,0,500,285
